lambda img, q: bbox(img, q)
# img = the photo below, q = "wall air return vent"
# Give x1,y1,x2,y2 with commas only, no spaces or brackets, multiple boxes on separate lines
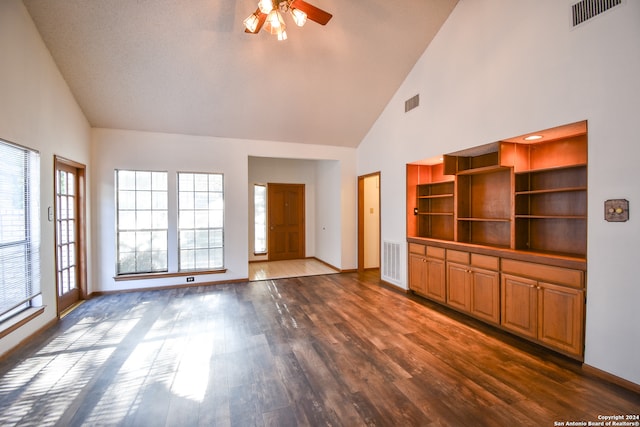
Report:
382,241,401,285
405,94,419,113
572,0,622,27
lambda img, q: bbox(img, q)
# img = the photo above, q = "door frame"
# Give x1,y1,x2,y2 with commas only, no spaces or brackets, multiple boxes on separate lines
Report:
54,156,88,316
358,172,381,273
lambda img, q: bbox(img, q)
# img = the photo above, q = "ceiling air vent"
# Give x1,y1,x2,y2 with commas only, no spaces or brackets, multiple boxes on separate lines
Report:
405,94,419,113
572,0,621,27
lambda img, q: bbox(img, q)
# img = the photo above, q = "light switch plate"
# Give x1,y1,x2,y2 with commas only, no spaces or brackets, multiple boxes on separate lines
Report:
604,199,629,222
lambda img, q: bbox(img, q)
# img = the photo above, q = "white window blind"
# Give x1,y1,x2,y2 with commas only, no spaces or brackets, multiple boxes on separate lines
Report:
0,139,41,322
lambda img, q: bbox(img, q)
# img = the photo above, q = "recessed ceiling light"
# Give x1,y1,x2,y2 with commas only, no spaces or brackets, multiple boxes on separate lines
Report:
524,135,543,141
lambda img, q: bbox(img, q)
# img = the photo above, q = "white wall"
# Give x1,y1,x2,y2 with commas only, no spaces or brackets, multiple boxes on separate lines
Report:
315,159,344,269
358,0,640,385
0,1,91,356
91,129,357,292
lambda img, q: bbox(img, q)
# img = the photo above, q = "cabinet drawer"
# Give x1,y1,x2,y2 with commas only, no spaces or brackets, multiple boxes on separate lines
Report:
426,246,445,259
409,243,426,255
501,259,584,289
471,253,499,271
447,249,469,264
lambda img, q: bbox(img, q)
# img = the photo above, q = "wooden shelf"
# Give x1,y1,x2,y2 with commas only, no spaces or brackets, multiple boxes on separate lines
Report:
514,163,587,174
515,187,586,195
458,217,511,222
516,215,586,219
455,165,510,176
418,194,454,199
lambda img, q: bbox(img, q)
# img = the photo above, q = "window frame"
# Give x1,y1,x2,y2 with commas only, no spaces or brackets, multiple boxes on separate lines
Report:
253,183,267,255
177,171,225,272
114,169,169,276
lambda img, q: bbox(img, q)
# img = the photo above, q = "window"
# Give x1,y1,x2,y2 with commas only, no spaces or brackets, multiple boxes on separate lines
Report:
178,172,224,271
0,139,40,323
115,170,168,275
254,184,267,254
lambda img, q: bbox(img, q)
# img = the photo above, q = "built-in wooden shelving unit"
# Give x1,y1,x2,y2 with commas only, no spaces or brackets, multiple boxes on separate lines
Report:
406,120,588,360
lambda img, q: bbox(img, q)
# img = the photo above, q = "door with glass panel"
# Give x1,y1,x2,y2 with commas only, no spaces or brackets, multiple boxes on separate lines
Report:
55,157,86,315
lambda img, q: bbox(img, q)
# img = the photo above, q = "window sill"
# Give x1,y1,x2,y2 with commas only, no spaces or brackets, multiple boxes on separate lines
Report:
114,269,227,282
0,306,46,340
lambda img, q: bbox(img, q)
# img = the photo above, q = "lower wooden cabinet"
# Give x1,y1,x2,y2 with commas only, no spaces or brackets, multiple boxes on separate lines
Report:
446,251,500,324
408,244,446,303
501,272,585,357
407,242,586,359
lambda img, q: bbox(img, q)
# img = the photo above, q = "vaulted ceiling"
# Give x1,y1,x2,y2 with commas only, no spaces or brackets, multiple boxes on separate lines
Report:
23,0,458,147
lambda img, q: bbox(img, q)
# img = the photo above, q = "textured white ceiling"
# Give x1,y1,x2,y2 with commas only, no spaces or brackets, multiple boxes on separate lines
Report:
23,0,458,147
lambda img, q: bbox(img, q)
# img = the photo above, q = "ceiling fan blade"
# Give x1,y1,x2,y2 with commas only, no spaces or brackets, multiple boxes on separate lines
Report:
244,8,267,33
290,0,332,25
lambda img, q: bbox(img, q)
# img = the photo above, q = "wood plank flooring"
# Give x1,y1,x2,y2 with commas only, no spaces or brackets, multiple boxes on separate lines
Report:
0,271,638,426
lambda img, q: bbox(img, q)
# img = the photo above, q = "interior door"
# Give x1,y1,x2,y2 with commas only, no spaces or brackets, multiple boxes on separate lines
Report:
268,183,305,261
55,157,86,315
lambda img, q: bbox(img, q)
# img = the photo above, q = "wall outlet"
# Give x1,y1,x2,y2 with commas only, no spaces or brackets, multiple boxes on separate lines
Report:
186,277,195,282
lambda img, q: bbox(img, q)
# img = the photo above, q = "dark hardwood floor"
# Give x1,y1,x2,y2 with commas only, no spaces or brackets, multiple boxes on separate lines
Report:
0,271,638,426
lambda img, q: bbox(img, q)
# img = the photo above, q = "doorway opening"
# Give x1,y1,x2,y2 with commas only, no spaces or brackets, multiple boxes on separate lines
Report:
358,172,381,274
54,156,87,316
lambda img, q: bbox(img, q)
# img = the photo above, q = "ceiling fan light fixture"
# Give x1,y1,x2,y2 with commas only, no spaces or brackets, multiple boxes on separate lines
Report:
264,9,286,35
243,13,260,33
243,0,331,40
290,8,307,26
258,0,274,14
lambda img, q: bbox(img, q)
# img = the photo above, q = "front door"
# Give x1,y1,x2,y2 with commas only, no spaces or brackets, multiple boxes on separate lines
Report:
268,183,305,261
55,157,86,315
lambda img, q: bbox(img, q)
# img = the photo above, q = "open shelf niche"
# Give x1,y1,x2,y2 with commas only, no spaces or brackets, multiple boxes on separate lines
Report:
407,121,588,259
406,161,454,241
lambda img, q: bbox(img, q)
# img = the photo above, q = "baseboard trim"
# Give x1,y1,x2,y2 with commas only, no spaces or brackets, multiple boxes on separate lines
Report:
380,279,408,294
311,257,341,272
91,277,249,297
582,363,640,394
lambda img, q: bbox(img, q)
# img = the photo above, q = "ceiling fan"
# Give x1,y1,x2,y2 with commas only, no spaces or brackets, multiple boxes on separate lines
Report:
243,0,332,41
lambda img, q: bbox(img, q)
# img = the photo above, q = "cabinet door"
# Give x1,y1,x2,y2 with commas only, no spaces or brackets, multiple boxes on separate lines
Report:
501,274,537,338
470,268,500,324
447,263,471,312
538,282,584,356
425,258,446,303
409,254,427,294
